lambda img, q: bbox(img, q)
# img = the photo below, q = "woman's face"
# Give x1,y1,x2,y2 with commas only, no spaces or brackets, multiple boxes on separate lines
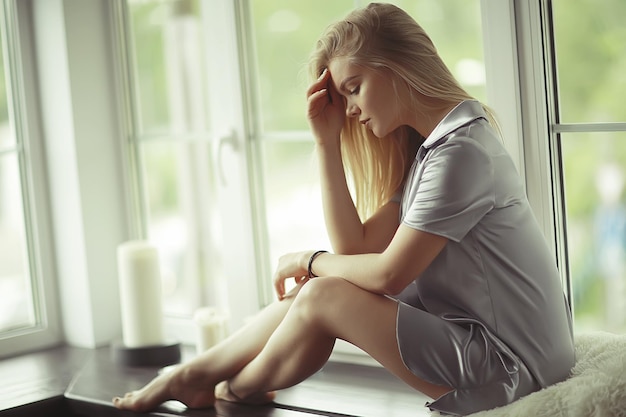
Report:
328,57,408,138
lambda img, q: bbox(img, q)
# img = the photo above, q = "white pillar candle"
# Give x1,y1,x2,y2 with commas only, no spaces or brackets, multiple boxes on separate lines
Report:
194,307,228,354
117,240,165,348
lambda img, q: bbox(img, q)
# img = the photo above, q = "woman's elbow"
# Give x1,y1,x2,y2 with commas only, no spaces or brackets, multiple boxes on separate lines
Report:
379,271,408,296
382,283,405,296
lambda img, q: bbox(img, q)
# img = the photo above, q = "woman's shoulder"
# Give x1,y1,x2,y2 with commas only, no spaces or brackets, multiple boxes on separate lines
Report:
425,133,493,170
425,119,506,165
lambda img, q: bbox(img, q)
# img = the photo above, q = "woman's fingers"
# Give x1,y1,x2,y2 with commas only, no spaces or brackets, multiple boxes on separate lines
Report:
275,275,308,301
306,68,346,122
306,68,330,98
306,89,330,118
274,275,285,300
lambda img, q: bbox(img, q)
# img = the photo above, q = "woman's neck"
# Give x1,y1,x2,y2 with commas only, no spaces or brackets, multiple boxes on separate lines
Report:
408,97,461,138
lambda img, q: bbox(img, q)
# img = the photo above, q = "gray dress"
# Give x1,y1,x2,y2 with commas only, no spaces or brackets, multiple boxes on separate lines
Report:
395,100,575,416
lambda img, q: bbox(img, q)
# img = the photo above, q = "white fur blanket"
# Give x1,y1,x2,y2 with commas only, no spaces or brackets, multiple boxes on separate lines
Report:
453,332,626,417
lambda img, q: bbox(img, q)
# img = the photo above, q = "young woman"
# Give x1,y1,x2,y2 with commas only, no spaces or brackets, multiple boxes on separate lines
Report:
113,3,575,415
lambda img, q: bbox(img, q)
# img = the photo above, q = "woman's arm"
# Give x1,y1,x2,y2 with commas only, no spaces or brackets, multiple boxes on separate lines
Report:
317,141,400,254
308,70,398,255
273,225,447,299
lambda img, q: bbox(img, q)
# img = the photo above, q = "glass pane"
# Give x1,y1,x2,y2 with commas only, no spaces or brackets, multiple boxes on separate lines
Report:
0,154,35,332
553,0,626,123
139,140,225,317
260,140,331,273
249,0,485,133
128,0,210,135
561,132,626,333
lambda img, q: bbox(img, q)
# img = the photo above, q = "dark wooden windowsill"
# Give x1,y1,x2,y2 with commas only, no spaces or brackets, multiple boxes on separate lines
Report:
0,345,430,417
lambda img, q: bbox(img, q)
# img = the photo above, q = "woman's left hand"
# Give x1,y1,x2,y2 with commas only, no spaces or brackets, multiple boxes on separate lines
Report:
273,251,313,300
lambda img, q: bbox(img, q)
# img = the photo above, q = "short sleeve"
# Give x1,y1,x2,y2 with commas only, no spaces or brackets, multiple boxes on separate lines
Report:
402,138,494,242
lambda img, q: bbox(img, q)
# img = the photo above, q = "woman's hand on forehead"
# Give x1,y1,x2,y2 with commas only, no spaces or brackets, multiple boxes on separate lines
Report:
306,68,346,146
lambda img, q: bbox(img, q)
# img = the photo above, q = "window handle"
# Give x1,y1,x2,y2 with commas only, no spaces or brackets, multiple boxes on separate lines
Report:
216,129,238,186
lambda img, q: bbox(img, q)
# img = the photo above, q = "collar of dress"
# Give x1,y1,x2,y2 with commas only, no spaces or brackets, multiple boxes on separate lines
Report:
419,100,488,155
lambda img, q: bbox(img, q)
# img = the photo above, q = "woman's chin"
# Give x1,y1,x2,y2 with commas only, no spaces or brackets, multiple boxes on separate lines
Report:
368,125,381,138
370,128,387,139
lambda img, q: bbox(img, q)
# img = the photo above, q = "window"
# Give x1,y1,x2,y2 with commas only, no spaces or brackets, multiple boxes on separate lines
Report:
547,0,626,333
0,0,60,357
0,8,32,335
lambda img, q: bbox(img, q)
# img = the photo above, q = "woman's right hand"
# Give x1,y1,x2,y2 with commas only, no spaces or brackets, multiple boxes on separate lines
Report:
273,251,311,301
306,69,346,146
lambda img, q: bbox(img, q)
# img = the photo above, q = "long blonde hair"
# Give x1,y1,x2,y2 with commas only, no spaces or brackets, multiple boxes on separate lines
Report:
309,3,500,220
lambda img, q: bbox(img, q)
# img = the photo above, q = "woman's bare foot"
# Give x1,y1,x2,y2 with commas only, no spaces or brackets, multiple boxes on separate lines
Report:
215,380,275,405
113,364,216,412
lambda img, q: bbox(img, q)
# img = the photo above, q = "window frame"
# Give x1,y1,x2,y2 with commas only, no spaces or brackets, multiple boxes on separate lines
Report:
0,0,61,357
514,0,568,296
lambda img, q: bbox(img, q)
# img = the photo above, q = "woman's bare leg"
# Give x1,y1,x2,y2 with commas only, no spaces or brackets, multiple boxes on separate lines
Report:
220,277,453,402
113,284,304,412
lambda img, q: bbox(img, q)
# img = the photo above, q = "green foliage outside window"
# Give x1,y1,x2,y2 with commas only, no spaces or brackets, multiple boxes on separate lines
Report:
554,0,626,332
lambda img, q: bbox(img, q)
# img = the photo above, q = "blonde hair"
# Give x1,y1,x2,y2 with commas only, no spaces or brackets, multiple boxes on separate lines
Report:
309,3,500,220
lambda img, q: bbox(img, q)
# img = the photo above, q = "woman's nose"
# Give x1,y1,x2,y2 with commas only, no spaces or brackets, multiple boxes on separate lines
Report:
346,103,360,118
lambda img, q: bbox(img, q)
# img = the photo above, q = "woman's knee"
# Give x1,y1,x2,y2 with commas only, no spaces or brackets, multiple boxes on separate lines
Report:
292,276,349,320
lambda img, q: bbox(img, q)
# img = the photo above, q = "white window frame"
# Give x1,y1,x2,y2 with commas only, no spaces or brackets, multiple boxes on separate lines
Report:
0,0,62,358
514,0,572,304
